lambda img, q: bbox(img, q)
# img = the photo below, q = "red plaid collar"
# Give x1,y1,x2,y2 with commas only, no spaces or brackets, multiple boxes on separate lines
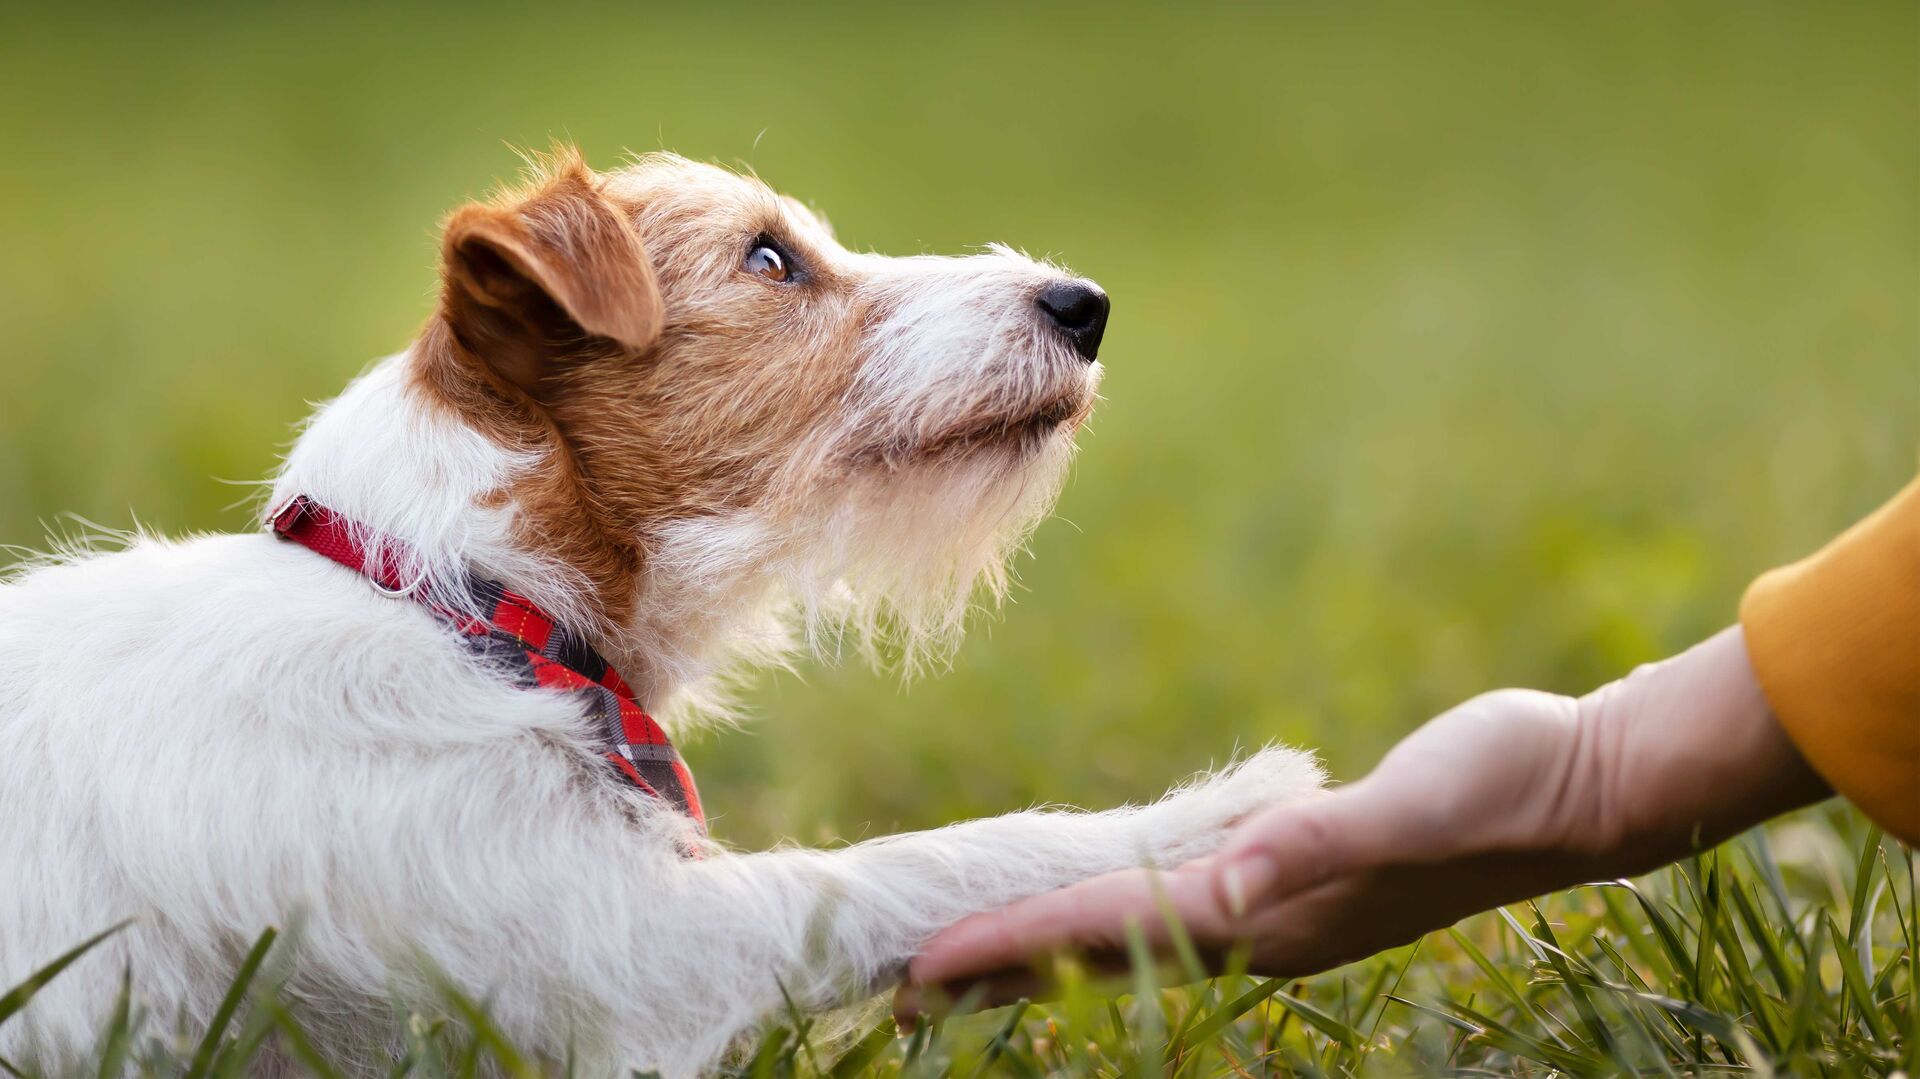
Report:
269,496,703,829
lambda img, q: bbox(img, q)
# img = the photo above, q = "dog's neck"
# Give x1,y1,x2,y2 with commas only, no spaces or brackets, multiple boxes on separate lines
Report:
267,349,784,725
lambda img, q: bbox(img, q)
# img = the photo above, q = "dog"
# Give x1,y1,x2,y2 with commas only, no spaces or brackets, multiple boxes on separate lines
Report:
0,147,1324,1075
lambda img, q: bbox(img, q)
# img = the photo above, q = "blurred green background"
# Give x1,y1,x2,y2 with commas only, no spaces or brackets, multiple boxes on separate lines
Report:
1,3,1913,849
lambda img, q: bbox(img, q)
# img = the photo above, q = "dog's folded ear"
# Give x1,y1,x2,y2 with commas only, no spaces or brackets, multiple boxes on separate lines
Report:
440,154,662,397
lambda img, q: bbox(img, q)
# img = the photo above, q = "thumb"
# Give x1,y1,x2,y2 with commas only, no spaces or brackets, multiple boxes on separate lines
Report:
1211,782,1394,918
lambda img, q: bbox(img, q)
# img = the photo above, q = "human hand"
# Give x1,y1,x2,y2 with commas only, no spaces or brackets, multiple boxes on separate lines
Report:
901,627,1827,1012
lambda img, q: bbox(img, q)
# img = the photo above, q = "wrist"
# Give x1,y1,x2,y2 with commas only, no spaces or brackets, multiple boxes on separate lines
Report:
1576,627,1829,875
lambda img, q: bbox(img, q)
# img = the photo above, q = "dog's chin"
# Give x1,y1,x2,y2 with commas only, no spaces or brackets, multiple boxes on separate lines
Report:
925,394,1088,463
878,374,1098,469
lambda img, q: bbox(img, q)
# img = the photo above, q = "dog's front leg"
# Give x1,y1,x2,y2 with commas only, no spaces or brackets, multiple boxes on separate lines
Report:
631,745,1321,1071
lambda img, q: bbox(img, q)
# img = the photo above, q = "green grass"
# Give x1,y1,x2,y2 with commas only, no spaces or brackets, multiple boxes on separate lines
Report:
3,809,1912,1075
0,1,1914,1074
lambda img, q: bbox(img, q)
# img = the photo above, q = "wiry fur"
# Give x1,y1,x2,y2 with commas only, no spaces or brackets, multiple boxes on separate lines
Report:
0,149,1325,1075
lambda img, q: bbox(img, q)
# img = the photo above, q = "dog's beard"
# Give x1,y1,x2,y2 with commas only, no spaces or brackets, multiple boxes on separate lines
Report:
803,430,1077,672
635,428,1076,731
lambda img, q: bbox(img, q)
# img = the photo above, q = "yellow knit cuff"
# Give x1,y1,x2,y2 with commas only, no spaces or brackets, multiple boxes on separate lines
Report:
1740,478,1920,846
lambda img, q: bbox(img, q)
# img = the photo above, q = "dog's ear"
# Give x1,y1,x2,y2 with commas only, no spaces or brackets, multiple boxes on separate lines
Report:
440,155,662,396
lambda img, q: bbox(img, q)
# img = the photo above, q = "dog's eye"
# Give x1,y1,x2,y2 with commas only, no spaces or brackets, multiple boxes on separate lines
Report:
744,242,791,283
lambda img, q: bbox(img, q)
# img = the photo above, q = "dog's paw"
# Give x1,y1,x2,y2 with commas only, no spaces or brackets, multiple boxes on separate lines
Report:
1132,744,1325,866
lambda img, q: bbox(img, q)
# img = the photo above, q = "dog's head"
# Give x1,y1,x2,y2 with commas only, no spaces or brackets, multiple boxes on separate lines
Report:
415,148,1105,681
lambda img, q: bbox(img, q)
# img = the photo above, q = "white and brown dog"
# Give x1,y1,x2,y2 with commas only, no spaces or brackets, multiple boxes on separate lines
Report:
0,149,1322,1075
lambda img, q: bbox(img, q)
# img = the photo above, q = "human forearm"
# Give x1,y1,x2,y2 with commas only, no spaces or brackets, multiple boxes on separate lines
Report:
1578,626,1830,877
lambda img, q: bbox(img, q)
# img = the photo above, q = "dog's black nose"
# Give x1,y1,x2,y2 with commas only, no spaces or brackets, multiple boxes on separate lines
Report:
1036,280,1110,362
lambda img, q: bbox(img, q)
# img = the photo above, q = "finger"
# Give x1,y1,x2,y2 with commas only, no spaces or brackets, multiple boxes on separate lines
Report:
909,869,1158,986
910,864,1224,987
1210,781,1401,916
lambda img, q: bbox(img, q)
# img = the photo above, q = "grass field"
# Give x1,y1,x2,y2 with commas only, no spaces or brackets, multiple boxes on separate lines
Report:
0,2,1913,1074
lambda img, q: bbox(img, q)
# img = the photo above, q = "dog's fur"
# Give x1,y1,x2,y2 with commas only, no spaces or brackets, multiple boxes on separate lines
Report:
0,149,1324,1075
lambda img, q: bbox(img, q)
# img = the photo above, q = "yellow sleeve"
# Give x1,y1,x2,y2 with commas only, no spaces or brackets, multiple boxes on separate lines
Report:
1740,477,1920,845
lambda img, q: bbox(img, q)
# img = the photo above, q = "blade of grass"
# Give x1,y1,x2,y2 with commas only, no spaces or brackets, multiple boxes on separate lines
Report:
1578,950,1682,1079
1739,829,1793,926
1266,989,1366,1048
1348,959,1393,1040
1907,845,1919,1075
1165,978,1216,1068
1168,977,1285,1058
212,1009,281,1079
184,927,278,1079
1845,826,1883,945
1590,935,1656,996
1146,870,1207,989
1585,984,1767,1065
1879,846,1914,963
1446,926,1549,1027
1528,901,1615,1059
431,977,542,1079
826,1017,896,1079
1364,939,1423,1046
1728,880,1795,994
269,1003,346,1079
452,1034,484,1079
968,999,1029,1078
1597,879,1674,979
216,928,303,1079
1823,912,1894,1049
0,921,128,1027
1906,964,1918,1076
1381,995,1478,1037
1590,935,1690,1059
1596,885,1667,977
1437,997,1594,1074
1904,846,1918,963
744,1026,791,1079
94,963,135,1079
1122,917,1165,1078
900,1011,935,1067
1709,903,1782,1053
1690,854,1723,1007
1491,905,1589,1047
398,1013,447,1077
1780,924,1828,1057
773,979,822,1076
1868,944,1907,1000
1615,879,1697,987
